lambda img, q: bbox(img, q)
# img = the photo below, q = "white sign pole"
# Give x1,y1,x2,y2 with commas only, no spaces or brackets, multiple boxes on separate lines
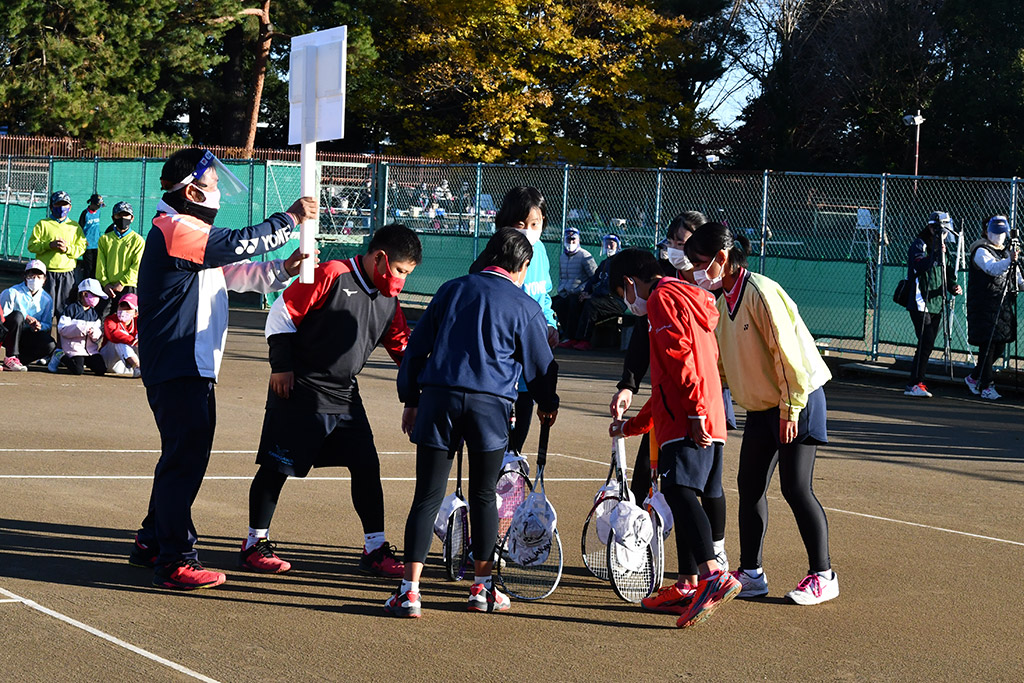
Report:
289,26,347,285
298,45,319,284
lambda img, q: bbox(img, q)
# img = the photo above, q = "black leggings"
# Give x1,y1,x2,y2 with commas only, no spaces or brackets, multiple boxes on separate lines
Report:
62,353,107,376
630,432,726,546
510,392,533,454
663,483,715,575
737,426,831,574
403,445,504,564
908,308,942,385
248,457,386,535
971,339,1006,388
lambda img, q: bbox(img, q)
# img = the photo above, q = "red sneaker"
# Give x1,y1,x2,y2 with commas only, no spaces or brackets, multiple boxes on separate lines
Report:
556,339,575,349
675,570,741,628
239,539,292,573
572,340,593,351
641,582,696,613
153,559,226,590
128,537,158,568
359,543,404,578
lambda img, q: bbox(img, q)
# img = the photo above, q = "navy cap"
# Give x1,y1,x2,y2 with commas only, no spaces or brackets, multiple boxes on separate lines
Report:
50,190,71,205
987,216,1010,235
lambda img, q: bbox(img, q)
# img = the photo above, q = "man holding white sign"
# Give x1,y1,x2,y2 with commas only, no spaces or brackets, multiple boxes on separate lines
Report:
129,147,316,591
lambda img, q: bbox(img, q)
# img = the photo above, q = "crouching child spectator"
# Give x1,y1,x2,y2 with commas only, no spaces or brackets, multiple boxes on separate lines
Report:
101,293,140,377
50,278,108,375
1,260,57,371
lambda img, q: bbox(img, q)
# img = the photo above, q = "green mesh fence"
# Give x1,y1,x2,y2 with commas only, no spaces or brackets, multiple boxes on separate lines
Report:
2,156,1021,363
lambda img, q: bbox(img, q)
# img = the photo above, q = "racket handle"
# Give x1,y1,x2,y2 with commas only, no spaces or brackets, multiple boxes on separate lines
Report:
537,420,550,468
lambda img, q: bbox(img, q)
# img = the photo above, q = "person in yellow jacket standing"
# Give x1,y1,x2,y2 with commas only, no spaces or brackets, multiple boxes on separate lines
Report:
96,201,145,312
685,222,838,607
28,191,87,318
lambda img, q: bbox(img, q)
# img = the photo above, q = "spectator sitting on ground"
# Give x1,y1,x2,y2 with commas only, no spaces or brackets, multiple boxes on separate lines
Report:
551,227,596,342
49,278,108,376
559,234,625,351
101,293,141,378
1,260,57,372
96,201,145,315
27,191,87,319
78,193,105,281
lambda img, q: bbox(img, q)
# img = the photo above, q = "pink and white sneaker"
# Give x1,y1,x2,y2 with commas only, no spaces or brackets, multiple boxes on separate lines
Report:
786,571,839,605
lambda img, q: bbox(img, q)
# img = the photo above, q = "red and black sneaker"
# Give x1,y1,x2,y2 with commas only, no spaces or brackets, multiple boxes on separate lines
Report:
359,543,404,578
383,588,421,618
128,537,158,568
153,559,227,590
238,539,292,573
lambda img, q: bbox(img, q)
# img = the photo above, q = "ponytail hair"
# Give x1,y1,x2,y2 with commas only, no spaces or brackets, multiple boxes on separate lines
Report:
684,222,750,274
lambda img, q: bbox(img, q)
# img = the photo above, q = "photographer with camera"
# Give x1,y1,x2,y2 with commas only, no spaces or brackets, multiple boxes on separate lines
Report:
904,211,962,398
964,216,1023,400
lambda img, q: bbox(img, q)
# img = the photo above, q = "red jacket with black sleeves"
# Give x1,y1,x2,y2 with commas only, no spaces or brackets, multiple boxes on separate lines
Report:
622,277,726,447
264,256,410,413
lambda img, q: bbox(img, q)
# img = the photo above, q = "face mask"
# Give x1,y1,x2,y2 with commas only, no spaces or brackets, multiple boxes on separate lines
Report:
182,184,221,224
693,263,723,291
52,205,71,221
115,217,133,233
25,276,44,293
117,309,134,323
516,228,541,246
372,252,405,297
565,240,580,254
192,183,221,210
988,230,1007,248
666,247,691,271
83,293,100,308
622,281,648,316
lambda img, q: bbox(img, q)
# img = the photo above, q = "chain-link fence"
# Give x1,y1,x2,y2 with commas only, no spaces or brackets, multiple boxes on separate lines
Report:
2,156,1020,363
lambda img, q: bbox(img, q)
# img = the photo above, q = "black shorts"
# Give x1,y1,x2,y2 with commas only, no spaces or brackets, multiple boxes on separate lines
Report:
659,439,725,497
411,386,512,453
256,394,377,478
744,386,828,446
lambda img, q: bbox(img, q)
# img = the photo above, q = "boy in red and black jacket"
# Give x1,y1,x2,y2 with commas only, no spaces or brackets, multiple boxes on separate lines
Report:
608,248,740,629
238,224,422,579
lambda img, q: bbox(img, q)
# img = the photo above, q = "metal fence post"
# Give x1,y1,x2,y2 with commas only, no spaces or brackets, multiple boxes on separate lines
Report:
47,156,53,197
93,156,99,193
561,165,569,235
263,160,269,221
653,169,663,248
372,163,388,236
473,162,482,258
248,159,255,227
3,155,11,258
759,170,769,273
1010,177,1018,231
139,158,147,222
871,173,889,361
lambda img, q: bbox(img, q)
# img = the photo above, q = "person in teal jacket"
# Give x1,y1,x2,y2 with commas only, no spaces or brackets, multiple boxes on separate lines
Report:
472,187,558,452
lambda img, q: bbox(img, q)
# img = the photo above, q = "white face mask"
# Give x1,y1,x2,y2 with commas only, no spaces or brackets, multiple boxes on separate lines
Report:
666,247,691,271
25,276,44,293
622,281,648,316
988,230,1007,248
117,309,134,323
693,264,723,291
192,183,221,210
516,228,541,246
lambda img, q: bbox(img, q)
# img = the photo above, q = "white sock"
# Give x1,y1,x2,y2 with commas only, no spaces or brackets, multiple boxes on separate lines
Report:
473,575,492,589
400,580,419,595
245,527,269,550
712,539,726,555
816,570,835,581
364,532,386,553
743,567,763,578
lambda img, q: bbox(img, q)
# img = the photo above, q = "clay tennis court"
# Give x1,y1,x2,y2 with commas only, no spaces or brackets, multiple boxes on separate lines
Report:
2,309,1022,681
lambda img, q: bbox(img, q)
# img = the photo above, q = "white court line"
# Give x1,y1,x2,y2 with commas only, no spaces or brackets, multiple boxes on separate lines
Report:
0,475,607,482
821,506,1024,548
0,586,220,683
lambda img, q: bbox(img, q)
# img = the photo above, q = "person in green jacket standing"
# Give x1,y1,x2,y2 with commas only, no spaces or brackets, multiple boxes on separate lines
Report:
96,201,145,313
27,191,87,318
904,211,962,398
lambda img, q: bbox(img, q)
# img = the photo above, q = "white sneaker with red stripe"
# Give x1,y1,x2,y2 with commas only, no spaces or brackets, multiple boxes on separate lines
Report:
384,588,421,618
467,582,510,613
786,571,839,605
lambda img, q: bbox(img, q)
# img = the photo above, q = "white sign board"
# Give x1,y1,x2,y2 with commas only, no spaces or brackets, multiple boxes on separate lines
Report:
288,26,348,283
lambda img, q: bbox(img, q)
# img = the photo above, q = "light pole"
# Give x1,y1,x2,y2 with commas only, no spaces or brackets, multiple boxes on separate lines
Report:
902,110,925,184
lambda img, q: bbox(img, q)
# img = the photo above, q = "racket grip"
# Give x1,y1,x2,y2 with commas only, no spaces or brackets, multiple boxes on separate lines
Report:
537,420,550,468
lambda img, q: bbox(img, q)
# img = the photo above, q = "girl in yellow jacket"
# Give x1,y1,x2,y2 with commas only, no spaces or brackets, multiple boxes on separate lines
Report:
685,223,838,606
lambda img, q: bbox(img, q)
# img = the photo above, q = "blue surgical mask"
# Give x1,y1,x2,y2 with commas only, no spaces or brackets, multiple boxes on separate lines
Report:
52,205,71,221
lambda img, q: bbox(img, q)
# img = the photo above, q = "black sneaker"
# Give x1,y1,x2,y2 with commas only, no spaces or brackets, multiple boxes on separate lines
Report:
128,537,158,568
358,543,405,578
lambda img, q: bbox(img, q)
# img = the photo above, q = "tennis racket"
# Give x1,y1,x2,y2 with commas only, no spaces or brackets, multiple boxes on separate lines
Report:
496,410,532,541
646,429,665,591
443,446,469,581
607,435,656,603
581,453,618,580
496,420,563,600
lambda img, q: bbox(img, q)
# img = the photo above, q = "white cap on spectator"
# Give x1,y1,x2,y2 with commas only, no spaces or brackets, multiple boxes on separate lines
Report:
25,259,46,274
77,278,109,299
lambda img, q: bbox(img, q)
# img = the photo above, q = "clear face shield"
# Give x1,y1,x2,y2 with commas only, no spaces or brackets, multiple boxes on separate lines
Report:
166,150,249,204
